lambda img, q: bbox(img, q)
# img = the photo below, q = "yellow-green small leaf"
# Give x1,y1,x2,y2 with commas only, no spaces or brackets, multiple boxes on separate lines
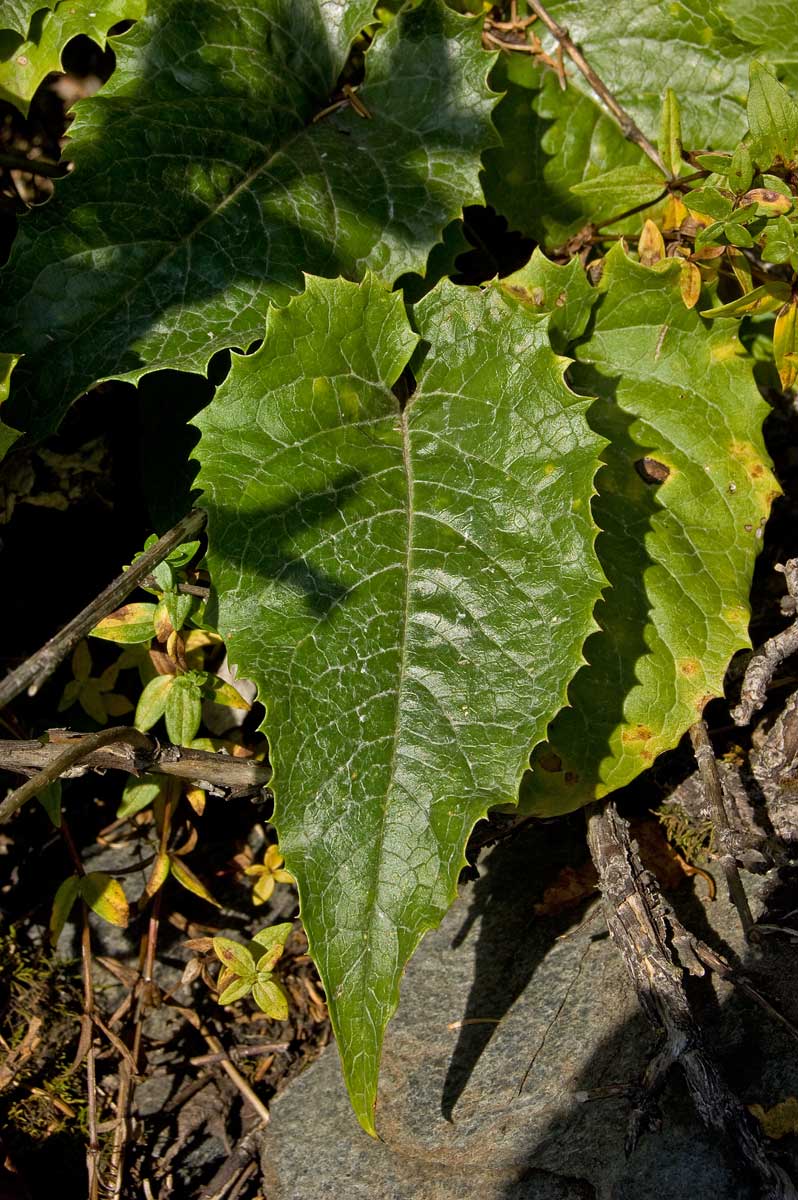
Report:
79,686,108,725
0,352,20,404
96,662,120,692
727,142,753,192
50,874,80,944
164,591,194,632
91,603,157,644
727,247,753,293
72,640,92,682
134,673,174,732
213,936,256,977
117,773,166,819
750,1096,798,1140
165,676,203,745
170,855,221,907
252,976,289,1020
0,353,21,461
678,260,702,309
144,851,171,899
218,975,254,1005
201,676,252,710
251,922,293,957
741,187,793,216
701,283,791,318
774,300,798,390
79,872,129,927
185,786,206,816
104,693,134,716
659,88,683,178
638,219,665,267
153,599,173,642
57,679,80,712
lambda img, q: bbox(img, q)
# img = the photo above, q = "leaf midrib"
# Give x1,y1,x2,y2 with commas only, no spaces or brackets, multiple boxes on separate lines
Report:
353,402,416,1018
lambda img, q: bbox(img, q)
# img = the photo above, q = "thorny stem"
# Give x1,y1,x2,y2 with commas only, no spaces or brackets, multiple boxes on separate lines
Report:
0,508,206,709
0,726,150,824
525,1,669,178
689,719,755,939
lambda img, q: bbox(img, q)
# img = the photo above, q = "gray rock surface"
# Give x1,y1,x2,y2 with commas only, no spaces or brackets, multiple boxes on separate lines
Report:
258,818,798,1199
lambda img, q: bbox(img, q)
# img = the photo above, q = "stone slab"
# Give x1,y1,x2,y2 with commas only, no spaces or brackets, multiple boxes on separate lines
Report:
258,818,798,1199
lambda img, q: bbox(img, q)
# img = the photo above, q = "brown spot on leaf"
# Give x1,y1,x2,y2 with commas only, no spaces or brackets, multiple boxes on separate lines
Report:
537,749,562,773
679,659,700,676
622,724,653,743
634,457,671,484
563,771,579,785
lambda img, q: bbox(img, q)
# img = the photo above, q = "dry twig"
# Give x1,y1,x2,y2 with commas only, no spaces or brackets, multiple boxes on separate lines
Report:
0,726,151,824
524,1,668,177
0,509,206,709
0,728,271,796
733,560,798,727
689,719,754,938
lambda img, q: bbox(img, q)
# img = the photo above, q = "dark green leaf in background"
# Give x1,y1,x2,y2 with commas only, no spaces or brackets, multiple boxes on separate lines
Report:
0,0,498,441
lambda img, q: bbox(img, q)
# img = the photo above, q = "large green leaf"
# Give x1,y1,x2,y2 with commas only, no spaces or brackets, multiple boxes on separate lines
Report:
0,0,498,440
535,0,754,148
522,245,778,815
720,0,798,65
0,1,147,114
483,64,662,249
193,273,605,1133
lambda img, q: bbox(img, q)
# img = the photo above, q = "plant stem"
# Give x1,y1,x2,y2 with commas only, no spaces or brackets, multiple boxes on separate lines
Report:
526,1,669,178
0,508,206,710
0,728,271,794
0,726,150,824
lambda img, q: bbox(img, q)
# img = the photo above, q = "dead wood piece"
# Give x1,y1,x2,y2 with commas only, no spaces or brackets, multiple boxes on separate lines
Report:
586,800,797,1198
733,559,798,728
690,719,754,938
748,687,798,845
201,1127,263,1200
755,687,798,785
0,726,151,824
0,728,271,798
